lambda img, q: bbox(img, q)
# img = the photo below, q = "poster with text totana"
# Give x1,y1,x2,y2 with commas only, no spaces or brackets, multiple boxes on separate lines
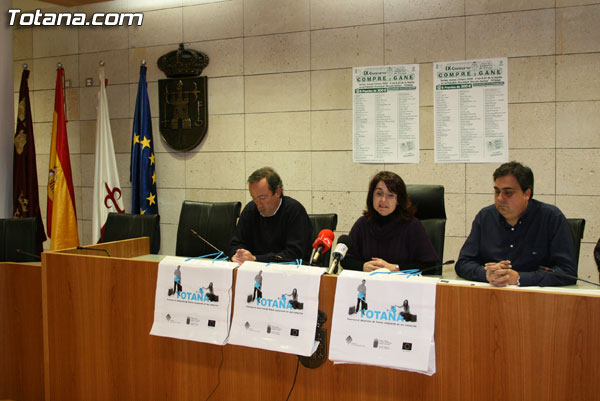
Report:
228,261,324,356
329,270,438,375
150,256,236,345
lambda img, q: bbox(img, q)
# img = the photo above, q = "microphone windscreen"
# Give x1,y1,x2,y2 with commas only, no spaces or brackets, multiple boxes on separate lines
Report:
337,234,352,247
312,229,334,252
332,235,352,259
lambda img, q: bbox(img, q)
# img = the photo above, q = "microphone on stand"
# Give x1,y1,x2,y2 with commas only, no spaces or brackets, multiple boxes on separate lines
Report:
413,259,455,275
15,248,41,261
538,266,600,287
190,229,224,255
309,229,334,266
327,235,352,275
76,246,111,257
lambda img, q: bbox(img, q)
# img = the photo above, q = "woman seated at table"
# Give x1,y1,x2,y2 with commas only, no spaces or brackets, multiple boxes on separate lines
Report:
343,171,440,273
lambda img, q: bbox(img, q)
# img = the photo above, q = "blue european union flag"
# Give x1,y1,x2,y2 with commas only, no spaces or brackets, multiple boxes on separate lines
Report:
130,65,159,216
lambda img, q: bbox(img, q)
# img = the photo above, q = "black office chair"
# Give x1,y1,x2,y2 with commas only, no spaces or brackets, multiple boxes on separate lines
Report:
406,185,446,274
101,212,161,254
594,238,600,273
308,213,338,267
0,217,40,262
566,218,585,268
175,201,242,257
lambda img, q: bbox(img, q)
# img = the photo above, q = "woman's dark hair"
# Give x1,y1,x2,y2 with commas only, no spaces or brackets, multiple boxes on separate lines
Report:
363,171,414,221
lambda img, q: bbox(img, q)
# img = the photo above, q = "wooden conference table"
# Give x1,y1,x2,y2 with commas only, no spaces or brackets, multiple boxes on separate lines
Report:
2,237,599,401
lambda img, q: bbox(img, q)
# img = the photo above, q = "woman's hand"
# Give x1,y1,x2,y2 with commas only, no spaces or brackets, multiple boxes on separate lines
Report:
363,258,397,272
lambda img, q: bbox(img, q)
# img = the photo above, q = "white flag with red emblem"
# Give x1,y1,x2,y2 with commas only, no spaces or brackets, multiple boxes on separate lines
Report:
92,66,124,243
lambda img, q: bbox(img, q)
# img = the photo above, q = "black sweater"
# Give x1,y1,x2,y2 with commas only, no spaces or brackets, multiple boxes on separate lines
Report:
229,196,313,263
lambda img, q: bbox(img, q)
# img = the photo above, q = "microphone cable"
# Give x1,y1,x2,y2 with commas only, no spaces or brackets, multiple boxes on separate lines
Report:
205,284,233,401
285,357,300,401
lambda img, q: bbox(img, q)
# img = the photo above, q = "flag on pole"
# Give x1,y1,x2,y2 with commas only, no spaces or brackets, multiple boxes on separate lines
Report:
130,64,159,218
13,67,47,253
92,66,124,243
47,66,79,250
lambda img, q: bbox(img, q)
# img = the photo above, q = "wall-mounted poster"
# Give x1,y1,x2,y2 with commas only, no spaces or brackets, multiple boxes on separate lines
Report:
434,58,508,163
353,64,420,164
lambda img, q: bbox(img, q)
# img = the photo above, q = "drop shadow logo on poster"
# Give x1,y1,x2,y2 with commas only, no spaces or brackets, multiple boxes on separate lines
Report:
198,281,219,302
247,270,263,303
157,43,209,152
243,321,260,333
167,265,183,297
166,265,220,304
372,337,393,350
281,288,303,310
348,279,369,315
346,279,417,323
245,271,299,311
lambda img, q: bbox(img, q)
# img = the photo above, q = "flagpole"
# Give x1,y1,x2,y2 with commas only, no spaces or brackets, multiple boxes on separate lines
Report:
92,61,123,243
57,62,67,123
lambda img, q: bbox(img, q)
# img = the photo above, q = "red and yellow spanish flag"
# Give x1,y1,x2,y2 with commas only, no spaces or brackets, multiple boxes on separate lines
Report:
47,67,79,250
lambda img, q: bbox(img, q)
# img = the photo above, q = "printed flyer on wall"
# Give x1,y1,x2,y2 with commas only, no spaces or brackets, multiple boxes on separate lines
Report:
228,261,324,356
434,57,508,163
353,64,420,164
329,270,438,375
150,256,236,345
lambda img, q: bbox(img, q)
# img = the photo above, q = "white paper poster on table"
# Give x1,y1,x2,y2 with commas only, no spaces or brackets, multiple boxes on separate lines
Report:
150,256,237,345
329,270,438,375
228,261,324,356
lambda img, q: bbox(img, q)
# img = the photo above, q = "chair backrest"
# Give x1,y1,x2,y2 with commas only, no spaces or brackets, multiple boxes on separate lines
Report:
175,201,242,257
308,213,338,267
0,217,40,262
594,238,600,272
101,213,161,254
566,218,585,268
406,184,446,220
406,185,446,274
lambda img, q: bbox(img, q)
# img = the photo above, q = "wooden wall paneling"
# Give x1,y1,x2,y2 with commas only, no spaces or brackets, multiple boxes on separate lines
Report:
0,262,44,401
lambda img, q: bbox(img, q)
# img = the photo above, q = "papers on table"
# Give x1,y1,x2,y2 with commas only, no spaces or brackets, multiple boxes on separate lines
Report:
329,270,438,375
150,256,236,345
150,257,442,373
228,261,325,356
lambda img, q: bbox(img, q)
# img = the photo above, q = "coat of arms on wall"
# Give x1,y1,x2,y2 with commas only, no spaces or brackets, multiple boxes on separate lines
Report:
157,43,209,151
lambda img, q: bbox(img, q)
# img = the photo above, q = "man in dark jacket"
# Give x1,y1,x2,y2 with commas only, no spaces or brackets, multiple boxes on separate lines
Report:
229,167,312,264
